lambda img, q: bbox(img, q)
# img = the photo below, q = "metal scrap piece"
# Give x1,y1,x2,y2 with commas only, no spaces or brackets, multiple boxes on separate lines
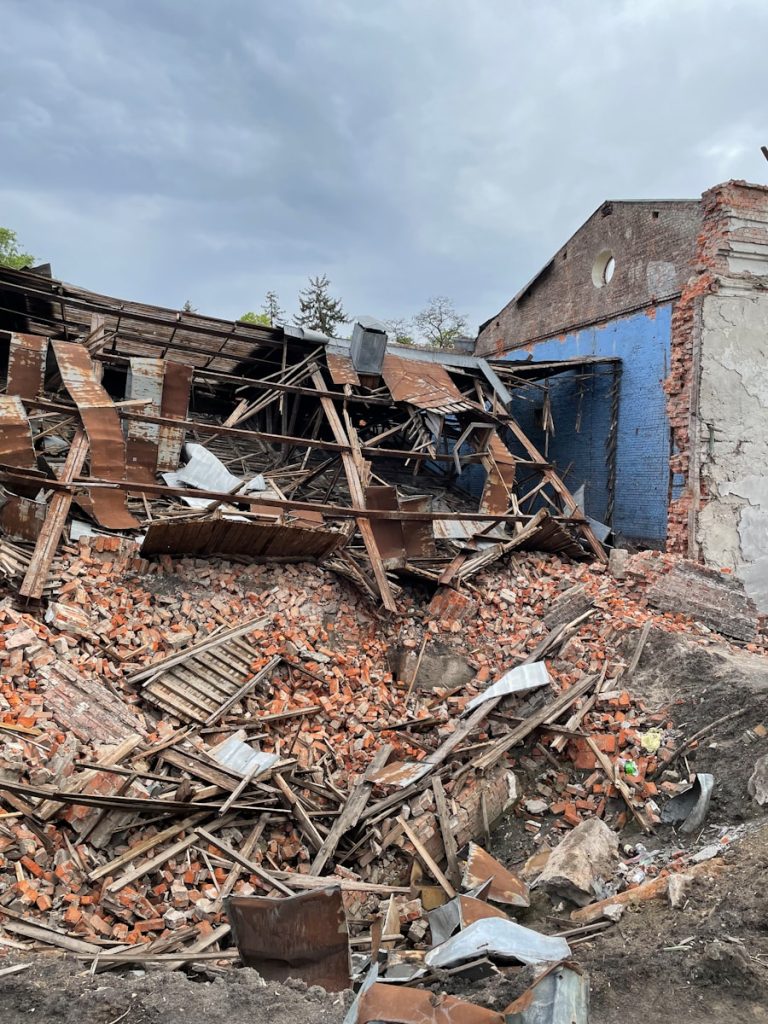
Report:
462,843,530,908
7,332,49,399
381,353,473,413
424,918,570,970
428,894,510,946
226,885,350,991
661,773,714,834
504,965,589,1023
51,341,138,529
0,396,37,469
356,982,505,1023
158,360,193,471
466,663,551,712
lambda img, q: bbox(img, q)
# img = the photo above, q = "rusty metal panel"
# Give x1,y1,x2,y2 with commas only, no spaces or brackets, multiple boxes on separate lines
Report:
226,886,350,991
462,843,529,908
7,333,49,399
365,485,406,569
515,512,588,560
327,351,361,386
0,494,47,541
125,357,164,482
51,341,139,529
356,982,504,1024
381,354,472,413
157,361,193,471
139,517,343,560
400,495,436,559
480,434,517,515
0,395,37,469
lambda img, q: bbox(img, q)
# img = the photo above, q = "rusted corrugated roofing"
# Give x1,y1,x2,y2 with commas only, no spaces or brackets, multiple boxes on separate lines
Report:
140,517,343,560
7,332,48,399
51,341,139,529
380,353,474,413
0,395,37,469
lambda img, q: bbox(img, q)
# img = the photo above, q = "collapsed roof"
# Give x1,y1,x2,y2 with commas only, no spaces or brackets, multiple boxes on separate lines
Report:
0,265,605,609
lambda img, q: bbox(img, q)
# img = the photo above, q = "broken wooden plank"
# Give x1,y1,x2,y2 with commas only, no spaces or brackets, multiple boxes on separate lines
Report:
311,368,397,611
195,827,294,897
432,777,460,886
586,736,653,834
204,654,282,726
310,744,392,875
20,428,89,599
397,816,456,898
273,773,324,852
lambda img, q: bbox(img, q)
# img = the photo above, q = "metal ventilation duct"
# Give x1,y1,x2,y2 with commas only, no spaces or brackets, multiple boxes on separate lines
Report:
350,316,387,374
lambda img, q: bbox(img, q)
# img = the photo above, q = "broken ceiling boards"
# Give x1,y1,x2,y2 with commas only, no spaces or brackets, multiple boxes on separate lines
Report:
127,617,271,723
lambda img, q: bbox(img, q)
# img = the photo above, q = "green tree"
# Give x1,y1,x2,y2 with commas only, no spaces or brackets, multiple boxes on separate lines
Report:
293,274,346,335
413,296,467,350
0,228,34,269
182,299,197,313
262,290,285,326
385,317,416,347
239,310,271,326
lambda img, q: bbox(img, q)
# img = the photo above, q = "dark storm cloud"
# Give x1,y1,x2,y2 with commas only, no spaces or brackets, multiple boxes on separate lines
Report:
2,0,768,332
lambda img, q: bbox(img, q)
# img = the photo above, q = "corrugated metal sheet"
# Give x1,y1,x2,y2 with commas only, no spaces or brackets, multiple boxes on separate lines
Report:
515,512,589,559
381,353,474,413
140,517,343,559
0,493,46,541
125,357,164,481
227,887,350,992
210,735,278,778
7,333,49,399
326,351,360,386
480,433,517,515
0,395,37,469
51,341,139,529
158,361,193,471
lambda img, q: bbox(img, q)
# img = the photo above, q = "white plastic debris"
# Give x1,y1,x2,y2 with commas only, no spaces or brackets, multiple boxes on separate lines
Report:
466,662,551,711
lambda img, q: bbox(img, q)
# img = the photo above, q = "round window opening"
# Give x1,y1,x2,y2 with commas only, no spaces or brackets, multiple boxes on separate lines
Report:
592,250,616,288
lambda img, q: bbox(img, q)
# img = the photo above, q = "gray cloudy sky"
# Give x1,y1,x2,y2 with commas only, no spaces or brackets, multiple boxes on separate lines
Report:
2,0,767,334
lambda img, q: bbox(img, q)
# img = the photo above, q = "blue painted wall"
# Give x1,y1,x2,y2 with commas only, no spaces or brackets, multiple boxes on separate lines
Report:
501,305,672,545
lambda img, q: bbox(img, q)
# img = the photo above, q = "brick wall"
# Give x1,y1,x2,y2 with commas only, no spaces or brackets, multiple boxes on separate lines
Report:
477,201,701,357
664,180,763,555
499,306,674,546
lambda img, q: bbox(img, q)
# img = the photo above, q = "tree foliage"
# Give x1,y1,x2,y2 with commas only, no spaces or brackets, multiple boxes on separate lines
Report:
413,296,467,350
0,228,33,270
294,274,346,335
385,317,416,347
262,290,285,326
182,299,197,313
239,310,271,326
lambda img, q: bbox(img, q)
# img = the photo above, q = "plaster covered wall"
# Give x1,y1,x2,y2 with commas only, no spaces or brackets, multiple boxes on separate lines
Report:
698,287,768,607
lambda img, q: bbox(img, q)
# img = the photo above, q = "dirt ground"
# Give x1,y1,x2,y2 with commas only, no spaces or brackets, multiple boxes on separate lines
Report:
0,964,350,1024
3,627,768,1023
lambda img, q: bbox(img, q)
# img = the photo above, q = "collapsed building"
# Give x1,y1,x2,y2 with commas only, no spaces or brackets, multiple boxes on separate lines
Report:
477,179,768,610
0,230,766,1018
0,262,605,611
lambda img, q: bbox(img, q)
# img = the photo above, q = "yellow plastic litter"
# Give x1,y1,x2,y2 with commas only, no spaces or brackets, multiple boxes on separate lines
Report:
640,728,663,753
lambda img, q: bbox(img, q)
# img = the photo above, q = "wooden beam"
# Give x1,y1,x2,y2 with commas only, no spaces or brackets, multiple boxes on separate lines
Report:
19,427,89,598
311,368,398,611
